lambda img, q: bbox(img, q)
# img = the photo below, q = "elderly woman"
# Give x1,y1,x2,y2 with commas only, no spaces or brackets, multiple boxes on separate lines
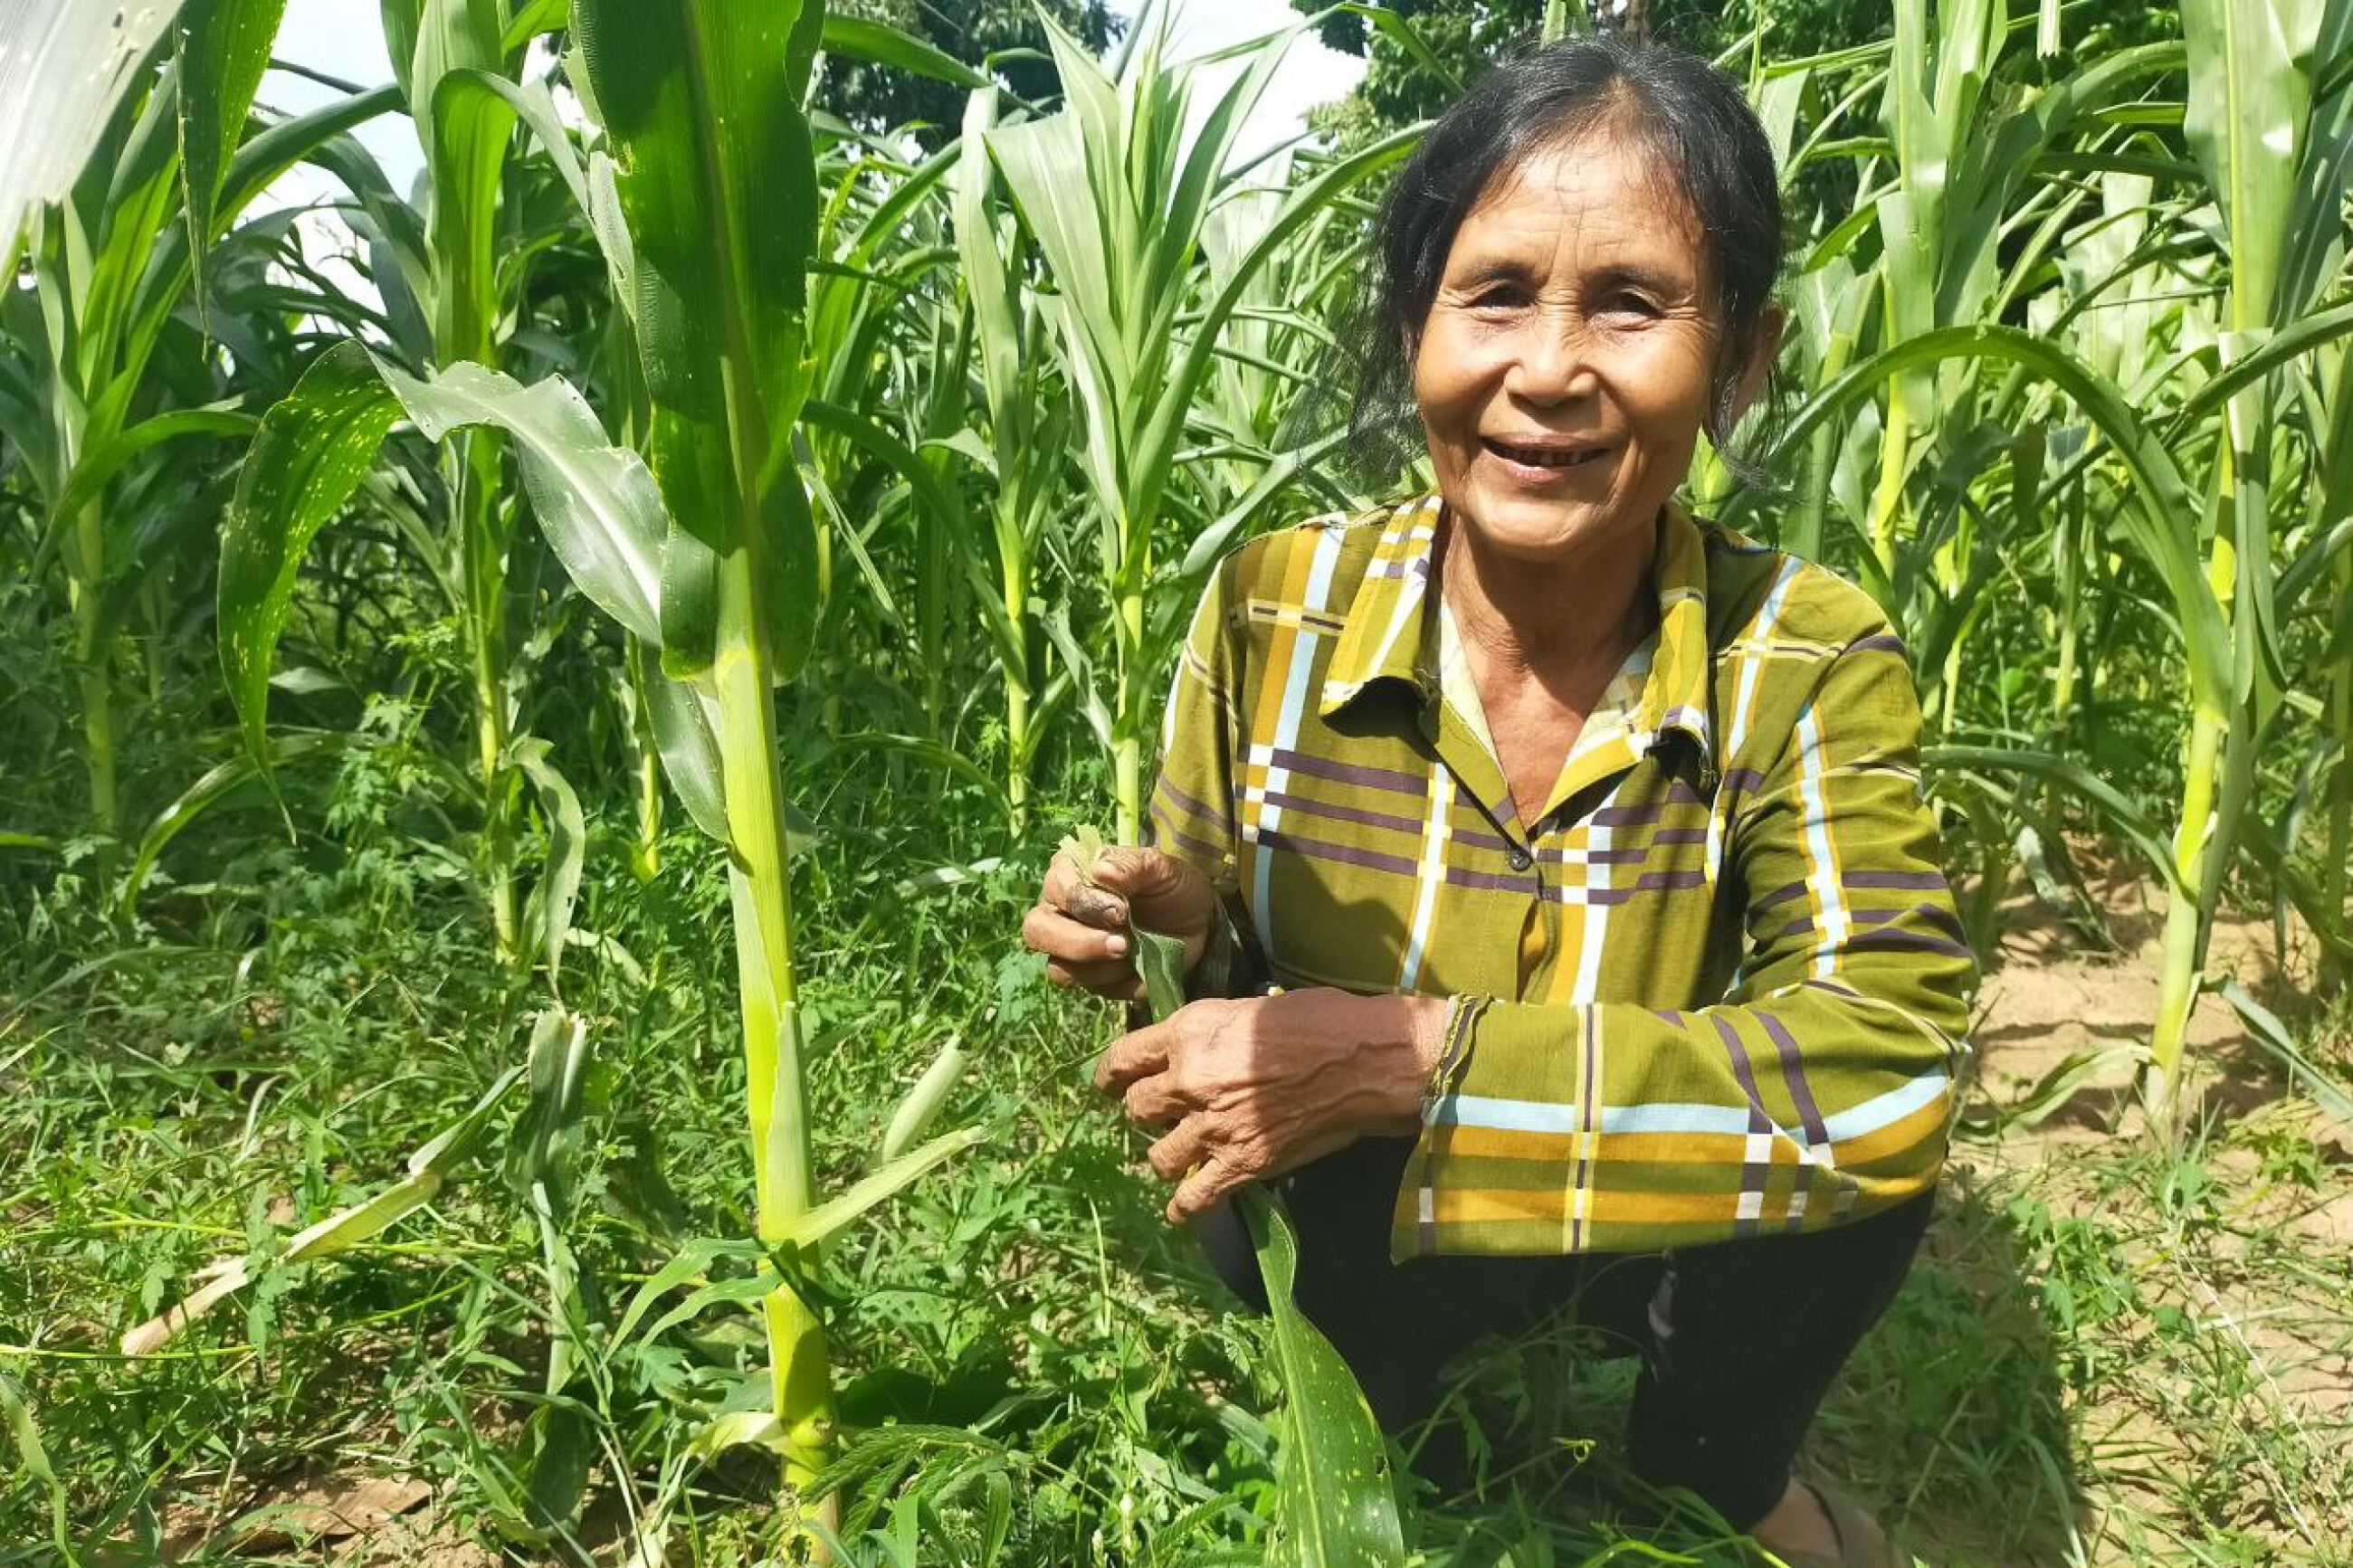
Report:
1023,35,1974,1568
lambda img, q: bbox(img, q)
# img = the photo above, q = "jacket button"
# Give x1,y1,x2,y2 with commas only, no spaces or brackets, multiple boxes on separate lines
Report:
1507,846,1532,871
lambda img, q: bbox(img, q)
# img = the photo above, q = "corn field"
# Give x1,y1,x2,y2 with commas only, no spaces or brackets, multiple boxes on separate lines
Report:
2,0,2349,1564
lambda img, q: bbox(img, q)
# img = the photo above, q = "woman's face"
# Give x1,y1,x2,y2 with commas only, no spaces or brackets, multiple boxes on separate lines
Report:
1412,131,1737,566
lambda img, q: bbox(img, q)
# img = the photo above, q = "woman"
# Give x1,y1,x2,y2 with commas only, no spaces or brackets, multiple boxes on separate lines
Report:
1022,35,1975,1568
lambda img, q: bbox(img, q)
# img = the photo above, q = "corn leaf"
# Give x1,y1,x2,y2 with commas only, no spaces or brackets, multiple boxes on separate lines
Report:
377,357,667,645
0,0,186,265
1239,1193,1407,1567
172,0,286,310
511,740,586,984
217,341,403,781
2216,977,2353,1126
124,1063,525,1354
780,1126,986,1252
573,0,824,681
880,1036,967,1164
120,729,355,918
641,670,730,840
1078,822,1407,1567
820,14,989,90
1775,322,2226,711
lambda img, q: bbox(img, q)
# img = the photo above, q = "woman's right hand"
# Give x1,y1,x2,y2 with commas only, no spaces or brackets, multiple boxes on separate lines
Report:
1023,845,1217,1002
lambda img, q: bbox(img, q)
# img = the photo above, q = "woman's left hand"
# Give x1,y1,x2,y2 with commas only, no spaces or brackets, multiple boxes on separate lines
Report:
1094,988,1451,1223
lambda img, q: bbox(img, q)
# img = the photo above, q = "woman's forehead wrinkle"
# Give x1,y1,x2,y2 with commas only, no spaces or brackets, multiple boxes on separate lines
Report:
1454,154,1703,298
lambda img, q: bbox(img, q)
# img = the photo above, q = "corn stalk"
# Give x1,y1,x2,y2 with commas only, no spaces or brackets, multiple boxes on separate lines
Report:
571,0,837,1523
405,0,531,955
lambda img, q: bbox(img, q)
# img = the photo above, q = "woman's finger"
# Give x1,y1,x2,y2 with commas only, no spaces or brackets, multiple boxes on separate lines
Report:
1146,1113,1213,1179
1094,1019,1171,1093
1167,1149,1245,1225
1043,849,1129,931
1085,845,1167,898
1043,957,1145,999
1022,903,1131,965
1125,1069,1195,1129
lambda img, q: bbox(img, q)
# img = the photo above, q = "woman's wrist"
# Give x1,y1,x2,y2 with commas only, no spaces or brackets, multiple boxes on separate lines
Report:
1363,992,1452,1132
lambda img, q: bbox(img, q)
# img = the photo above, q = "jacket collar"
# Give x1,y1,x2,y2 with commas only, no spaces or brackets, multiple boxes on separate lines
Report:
1318,492,1720,791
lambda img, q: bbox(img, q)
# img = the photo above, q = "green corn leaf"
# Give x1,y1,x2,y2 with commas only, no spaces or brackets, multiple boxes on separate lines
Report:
173,0,286,280
171,1,285,334
616,1116,971,1347
120,729,354,919
820,14,990,90
34,404,253,578
0,1368,67,1556
1240,1193,1407,1567
437,66,588,218
641,670,730,841
1926,743,2184,897
574,0,825,683
415,0,509,364
2182,0,2322,338
691,1410,790,1460
1072,818,1407,1565
501,0,570,51
779,1126,986,1252
1133,924,1188,1022
376,357,667,645
506,1007,593,1203
624,1272,780,1349
2215,978,2353,1127
0,1371,53,1488
217,340,402,784
510,740,586,985
1774,322,2226,713
0,0,188,266
612,1235,760,1348
123,1064,525,1355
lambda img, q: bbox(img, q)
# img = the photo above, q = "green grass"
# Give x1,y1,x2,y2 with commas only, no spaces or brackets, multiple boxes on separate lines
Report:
4,746,2348,1565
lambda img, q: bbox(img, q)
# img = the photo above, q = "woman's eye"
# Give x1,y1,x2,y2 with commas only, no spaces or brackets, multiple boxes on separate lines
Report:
1600,292,1659,318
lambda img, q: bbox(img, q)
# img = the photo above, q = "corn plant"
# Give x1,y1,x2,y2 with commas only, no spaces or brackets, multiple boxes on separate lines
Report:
384,0,554,958
0,0,361,854
2147,0,2350,1126
954,86,1073,828
986,14,1418,841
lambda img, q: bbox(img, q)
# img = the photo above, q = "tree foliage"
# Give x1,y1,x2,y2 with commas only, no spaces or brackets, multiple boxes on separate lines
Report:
824,0,1121,142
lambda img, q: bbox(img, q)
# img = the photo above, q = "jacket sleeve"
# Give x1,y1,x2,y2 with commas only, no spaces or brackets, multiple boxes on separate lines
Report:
1147,557,1271,1002
1393,629,1977,1259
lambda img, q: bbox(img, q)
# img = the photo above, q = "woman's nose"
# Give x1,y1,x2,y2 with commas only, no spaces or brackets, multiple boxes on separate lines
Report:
1503,321,1594,404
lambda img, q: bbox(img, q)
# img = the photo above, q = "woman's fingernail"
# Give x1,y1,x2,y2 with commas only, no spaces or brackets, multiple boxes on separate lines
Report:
1106,935,1129,956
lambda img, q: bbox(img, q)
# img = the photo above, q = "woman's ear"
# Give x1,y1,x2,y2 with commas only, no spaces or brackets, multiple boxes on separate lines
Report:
1725,304,1786,426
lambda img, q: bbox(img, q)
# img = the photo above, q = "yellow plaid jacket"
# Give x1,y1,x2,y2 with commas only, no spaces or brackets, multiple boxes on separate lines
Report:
1149,492,1977,1259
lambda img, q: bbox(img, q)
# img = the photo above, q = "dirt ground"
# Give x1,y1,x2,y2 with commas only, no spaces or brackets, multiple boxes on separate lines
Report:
1928,861,2353,1565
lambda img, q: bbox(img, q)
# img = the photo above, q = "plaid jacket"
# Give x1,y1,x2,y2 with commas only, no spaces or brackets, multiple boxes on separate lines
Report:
1149,492,1977,1259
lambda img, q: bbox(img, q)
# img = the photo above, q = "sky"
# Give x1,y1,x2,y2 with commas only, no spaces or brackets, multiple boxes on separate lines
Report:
258,0,1369,207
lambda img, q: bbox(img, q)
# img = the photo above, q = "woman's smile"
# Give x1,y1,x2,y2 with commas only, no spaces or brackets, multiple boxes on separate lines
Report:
1480,434,1617,482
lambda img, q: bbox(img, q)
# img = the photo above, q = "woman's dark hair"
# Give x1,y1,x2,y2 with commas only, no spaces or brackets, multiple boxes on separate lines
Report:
1310,34,1787,490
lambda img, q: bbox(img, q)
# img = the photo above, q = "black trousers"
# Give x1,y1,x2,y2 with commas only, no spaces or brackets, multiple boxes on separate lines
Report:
1195,1135,1933,1530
